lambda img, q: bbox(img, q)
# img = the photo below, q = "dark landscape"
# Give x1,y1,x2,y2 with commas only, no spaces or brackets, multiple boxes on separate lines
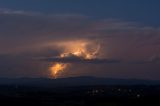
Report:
0,77,160,106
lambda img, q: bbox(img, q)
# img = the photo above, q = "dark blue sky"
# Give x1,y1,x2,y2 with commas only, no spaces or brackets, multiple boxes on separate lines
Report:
0,0,160,26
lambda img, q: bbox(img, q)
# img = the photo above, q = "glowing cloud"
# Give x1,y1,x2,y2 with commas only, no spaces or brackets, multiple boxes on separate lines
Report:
48,40,102,78
50,63,68,78
58,40,101,59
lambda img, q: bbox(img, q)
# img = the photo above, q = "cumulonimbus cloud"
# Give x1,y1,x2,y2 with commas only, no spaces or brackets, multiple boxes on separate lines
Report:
0,8,160,79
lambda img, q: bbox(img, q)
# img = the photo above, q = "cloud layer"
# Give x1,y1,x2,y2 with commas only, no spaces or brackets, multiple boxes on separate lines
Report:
43,57,120,64
0,8,160,79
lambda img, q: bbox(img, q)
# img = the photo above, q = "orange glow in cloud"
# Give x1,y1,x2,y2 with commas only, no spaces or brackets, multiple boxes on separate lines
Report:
59,40,100,59
50,63,67,78
49,40,100,78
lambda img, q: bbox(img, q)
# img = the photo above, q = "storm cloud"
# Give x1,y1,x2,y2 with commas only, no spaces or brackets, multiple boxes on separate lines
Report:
0,8,160,79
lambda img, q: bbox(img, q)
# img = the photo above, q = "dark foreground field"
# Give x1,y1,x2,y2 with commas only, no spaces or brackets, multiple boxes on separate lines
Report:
0,77,160,106
0,85,160,106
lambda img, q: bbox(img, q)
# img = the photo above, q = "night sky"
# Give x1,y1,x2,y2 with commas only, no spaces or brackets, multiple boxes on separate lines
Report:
0,0,160,79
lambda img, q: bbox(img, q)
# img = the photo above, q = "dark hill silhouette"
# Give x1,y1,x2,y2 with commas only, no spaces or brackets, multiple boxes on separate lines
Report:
0,76,159,87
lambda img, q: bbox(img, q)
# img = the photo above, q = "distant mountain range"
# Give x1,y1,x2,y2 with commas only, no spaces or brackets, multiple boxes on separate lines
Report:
0,76,160,87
